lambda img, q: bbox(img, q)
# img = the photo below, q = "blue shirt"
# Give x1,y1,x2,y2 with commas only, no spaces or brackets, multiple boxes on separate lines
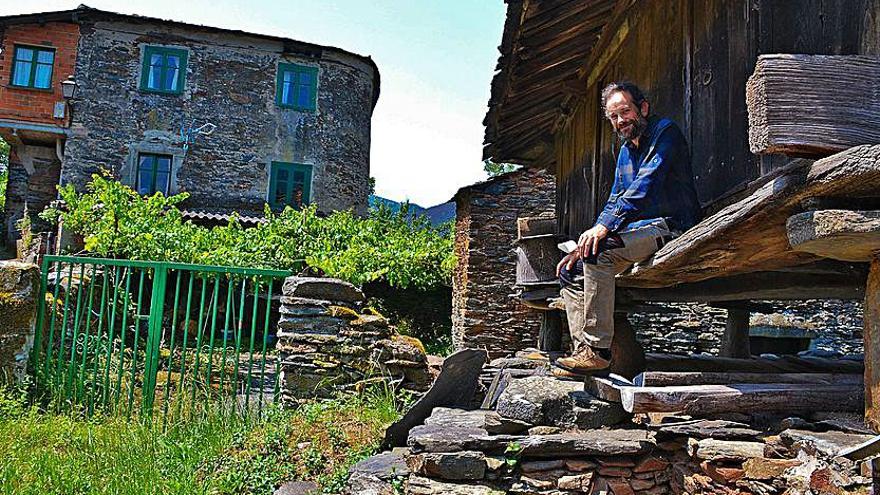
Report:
596,117,702,233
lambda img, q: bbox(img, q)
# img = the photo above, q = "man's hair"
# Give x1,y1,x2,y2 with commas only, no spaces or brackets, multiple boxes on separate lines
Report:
601,81,648,110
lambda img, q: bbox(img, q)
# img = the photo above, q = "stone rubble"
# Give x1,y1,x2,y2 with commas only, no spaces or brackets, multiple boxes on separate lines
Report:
347,373,877,495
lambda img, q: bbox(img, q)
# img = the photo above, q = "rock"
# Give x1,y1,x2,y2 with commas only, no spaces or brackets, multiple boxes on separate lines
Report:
496,376,584,425
565,459,597,472
277,315,349,335
406,424,521,454
598,456,636,467
690,439,766,461
406,476,505,495
424,408,491,429
630,478,655,490
653,419,762,440
344,449,409,495
282,276,364,303
699,461,744,483
780,429,876,459
527,426,561,435
558,472,594,491
406,451,486,480
488,357,544,369
607,479,636,495
484,411,532,434
566,400,630,430
518,429,656,457
599,466,632,477
273,481,319,495
633,455,669,473
742,457,803,479
735,479,777,495
520,459,565,473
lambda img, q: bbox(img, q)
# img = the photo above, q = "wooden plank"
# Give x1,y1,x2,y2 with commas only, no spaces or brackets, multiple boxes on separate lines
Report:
866,257,880,432
585,373,633,403
719,307,751,358
619,145,880,288
644,353,864,374
788,209,880,262
634,371,863,387
619,383,864,415
838,435,880,460
747,55,880,157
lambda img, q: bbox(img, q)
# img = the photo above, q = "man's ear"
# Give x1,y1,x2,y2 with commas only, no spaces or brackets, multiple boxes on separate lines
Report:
640,100,650,118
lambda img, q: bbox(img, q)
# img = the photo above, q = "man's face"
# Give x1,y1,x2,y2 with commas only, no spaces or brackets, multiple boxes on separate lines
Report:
605,90,648,143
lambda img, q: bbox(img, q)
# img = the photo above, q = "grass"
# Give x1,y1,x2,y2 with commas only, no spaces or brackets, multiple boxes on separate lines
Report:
0,383,404,495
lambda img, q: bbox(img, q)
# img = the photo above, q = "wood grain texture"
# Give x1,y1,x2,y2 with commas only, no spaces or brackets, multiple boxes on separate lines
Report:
643,353,864,374
865,257,880,432
619,145,880,288
787,209,880,262
620,382,864,414
634,371,863,387
747,54,880,157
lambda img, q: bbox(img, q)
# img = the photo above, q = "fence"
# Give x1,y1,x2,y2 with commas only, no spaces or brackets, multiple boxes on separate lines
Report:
30,255,293,421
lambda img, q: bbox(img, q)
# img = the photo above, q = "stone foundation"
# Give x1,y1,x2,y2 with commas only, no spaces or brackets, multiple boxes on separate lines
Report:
0,260,39,382
276,276,431,402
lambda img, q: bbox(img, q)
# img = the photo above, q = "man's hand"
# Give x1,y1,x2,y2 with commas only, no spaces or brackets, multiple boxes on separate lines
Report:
577,224,610,258
556,252,578,276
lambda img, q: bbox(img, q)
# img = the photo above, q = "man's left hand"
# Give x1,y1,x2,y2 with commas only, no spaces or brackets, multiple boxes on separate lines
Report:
577,224,610,258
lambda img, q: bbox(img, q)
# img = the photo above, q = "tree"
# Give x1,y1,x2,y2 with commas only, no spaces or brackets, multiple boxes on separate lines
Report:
483,159,520,177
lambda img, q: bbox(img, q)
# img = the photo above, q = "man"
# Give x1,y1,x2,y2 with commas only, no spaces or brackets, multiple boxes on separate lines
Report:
553,82,702,374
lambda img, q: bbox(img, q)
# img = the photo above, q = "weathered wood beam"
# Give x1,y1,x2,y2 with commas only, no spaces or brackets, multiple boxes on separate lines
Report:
634,371,863,387
866,257,880,432
747,54,880,157
788,209,880,262
620,383,864,415
644,353,864,374
619,145,880,288
585,374,633,403
720,306,751,358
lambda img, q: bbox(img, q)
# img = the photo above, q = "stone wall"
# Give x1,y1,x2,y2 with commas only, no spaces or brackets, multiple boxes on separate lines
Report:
0,260,39,382
62,17,377,216
630,300,864,357
452,168,555,358
4,145,62,242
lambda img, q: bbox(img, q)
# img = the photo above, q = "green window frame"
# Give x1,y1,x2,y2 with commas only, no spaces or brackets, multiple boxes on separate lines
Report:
10,45,55,90
139,45,188,94
136,153,173,195
269,162,312,209
276,63,318,111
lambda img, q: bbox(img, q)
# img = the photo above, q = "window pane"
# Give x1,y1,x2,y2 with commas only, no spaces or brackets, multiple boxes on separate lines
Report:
150,53,163,66
138,169,154,195
138,155,155,171
34,64,52,89
12,61,32,86
281,82,292,105
292,185,304,208
164,66,179,90
283,71,293,83
15,47,34,62
166,55,180,68
155,172,170,194
37,50,54,64
148,66,162,89
299,72,314,86
157,156,172,173
296,85,311,107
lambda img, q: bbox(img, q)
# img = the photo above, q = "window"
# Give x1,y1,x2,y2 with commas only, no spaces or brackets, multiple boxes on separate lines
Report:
139,46,188,94
137,153,173,195
10,45,55,89
269,162,312,209
276,63,318,111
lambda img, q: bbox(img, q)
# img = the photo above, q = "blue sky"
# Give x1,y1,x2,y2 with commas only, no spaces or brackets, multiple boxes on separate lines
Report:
1,1,507,206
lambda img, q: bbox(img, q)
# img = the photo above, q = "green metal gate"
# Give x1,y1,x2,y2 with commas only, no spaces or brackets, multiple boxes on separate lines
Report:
30,256,292,420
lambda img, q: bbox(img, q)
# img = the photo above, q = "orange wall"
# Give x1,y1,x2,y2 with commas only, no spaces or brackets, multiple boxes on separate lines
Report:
0,22,79,125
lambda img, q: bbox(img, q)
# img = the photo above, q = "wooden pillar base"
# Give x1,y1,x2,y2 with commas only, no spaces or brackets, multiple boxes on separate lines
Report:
611,312,646,380
720,305,752,359
538,310,563,352
865,257,880,432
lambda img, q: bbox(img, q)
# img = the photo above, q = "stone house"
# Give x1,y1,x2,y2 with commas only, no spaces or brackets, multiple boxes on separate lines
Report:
451,167,555,358
0,5,380,245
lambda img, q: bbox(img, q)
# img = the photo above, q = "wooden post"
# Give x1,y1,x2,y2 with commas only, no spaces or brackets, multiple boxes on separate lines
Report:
610,312,645,380
538,310,563,352
865,257,880,432
720,306,751,359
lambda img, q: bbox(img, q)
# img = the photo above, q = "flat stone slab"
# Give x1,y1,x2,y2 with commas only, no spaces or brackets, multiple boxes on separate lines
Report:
274,481,319,495
483,411,532,434
282,276,364,303
407,424,522,454
424,408,492,429
652,419,763,440
517,429,656,457
496,376,584,425
780,429,876,459
690,439,766,461
406,476,505,495
406,451,487,480
344,448,409,495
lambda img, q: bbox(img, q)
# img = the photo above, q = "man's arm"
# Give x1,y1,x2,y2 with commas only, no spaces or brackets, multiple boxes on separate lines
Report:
595,128,680,232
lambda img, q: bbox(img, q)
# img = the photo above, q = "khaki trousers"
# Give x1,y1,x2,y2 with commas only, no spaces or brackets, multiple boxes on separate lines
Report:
561,222,674,350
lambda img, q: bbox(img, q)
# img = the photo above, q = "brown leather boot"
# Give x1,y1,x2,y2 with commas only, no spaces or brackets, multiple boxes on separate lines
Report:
554,346,610,373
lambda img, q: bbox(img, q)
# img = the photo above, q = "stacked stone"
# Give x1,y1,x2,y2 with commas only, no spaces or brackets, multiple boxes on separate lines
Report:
276,276,431,402
346,374,877,495
0,260,39,382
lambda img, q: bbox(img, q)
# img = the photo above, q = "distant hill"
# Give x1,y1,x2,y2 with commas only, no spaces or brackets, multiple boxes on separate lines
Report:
369,195,455,226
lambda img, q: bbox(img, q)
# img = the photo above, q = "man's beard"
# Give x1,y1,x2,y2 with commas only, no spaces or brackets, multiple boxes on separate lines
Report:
615,114,648,144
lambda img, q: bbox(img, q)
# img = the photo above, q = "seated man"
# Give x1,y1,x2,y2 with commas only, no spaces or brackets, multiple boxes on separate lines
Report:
554,81,702,374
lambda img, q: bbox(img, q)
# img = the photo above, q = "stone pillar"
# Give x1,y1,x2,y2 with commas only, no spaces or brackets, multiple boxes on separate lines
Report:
0,260,40,383
276,276,430,403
